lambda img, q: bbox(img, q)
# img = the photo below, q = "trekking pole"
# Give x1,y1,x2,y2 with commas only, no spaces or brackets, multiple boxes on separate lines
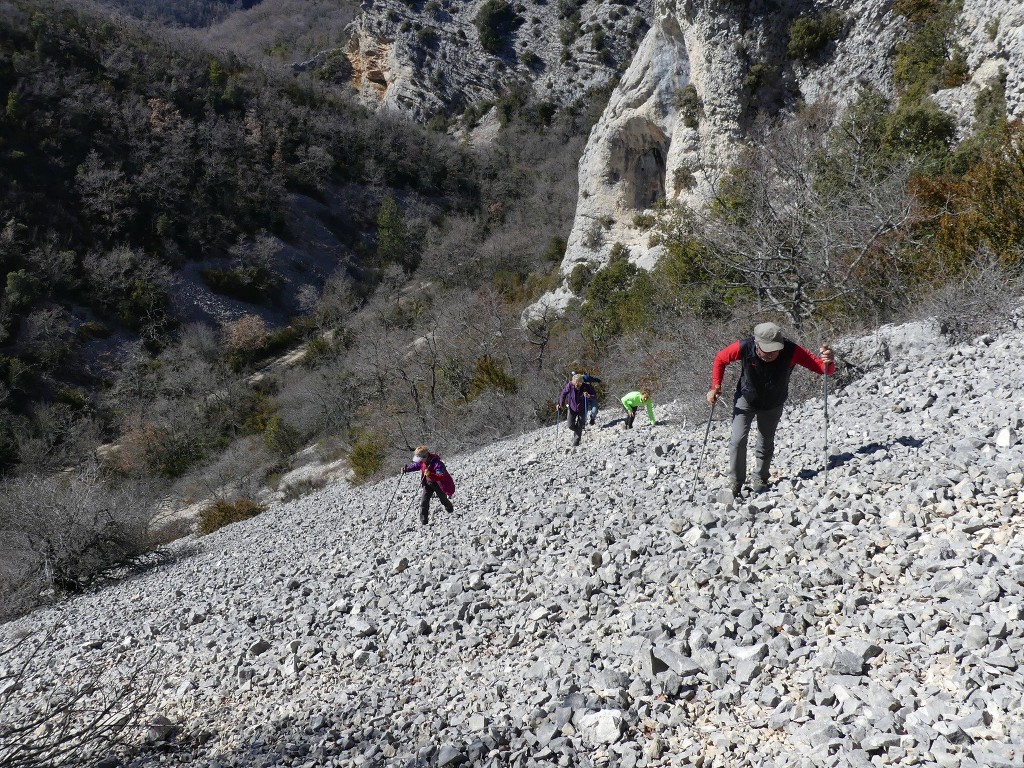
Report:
384,473,404,521
823,366,829,488
688,400,716,501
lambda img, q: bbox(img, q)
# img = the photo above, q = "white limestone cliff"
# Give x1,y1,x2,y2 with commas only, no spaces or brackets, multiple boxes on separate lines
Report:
533,0,1024,319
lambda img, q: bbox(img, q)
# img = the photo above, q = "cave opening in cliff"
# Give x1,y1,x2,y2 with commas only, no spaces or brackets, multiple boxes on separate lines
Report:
611,120,669,212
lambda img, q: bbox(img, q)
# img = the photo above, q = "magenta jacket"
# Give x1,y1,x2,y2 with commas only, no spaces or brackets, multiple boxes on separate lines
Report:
403,453,455,496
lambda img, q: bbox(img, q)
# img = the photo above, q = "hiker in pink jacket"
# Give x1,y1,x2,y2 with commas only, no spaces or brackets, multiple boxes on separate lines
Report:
402,445,455,524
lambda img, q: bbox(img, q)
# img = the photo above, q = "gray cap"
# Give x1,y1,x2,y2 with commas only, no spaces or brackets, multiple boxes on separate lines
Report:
753,322,785,352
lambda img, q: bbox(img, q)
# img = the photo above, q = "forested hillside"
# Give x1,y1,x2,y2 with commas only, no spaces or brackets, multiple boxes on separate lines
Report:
79,0,262,28
0,0,492,473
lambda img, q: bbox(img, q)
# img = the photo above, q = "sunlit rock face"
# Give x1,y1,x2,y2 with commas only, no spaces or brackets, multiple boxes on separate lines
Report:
539,0,1021,315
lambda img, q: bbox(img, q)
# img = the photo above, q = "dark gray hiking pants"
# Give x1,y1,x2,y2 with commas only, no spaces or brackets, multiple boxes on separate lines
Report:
420,480,452,523
730,396,785,487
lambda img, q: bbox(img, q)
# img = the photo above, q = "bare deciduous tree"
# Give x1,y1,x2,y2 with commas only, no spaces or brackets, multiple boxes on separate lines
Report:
0,626,160,768
666,108,918,327
0,466,156,619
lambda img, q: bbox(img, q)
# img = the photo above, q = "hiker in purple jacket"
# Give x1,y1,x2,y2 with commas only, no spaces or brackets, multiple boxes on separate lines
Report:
558,374,594,447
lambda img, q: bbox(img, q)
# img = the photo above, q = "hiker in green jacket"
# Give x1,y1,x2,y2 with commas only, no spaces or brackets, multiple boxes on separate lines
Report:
621,389,655,429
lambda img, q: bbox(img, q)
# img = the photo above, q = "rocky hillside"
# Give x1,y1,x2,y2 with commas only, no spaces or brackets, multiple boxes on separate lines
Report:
3,311,1024,767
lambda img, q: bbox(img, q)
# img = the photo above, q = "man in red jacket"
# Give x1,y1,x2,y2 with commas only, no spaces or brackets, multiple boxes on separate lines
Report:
707,322,834,498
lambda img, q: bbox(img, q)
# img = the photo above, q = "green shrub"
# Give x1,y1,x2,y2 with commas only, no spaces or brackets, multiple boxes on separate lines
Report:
426,113,449,132
313,51,350,82
673,84,703,128
893,0,963,95
281,476,327,502
4,269,43,309
582,258,655,342
76,320,111,340
348,436,384,482
893,0,943,23
521,50,543,70
608,242,629,263
673,166,697,193
632,212,656,230
567,263,593,294
263,414,303,458
469,355,519,397
559,13,581,47
787,12,844,62
882,98,955,161
743,63,776,92
200,265,282,304
543,236,567,263
198,497,265,535
121,279,170,332
301,334,340,367
54,387,89,410
475,0,522,54
583,222,603,249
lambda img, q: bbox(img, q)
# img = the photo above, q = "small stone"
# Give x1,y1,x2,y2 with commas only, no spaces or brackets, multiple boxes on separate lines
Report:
436,745,465,766
414,618,432,635
729,643,769,662
352,650,379,668
248,639,272,657
651,646,703,678
578,710,624,745
347,616,377,637
984,653,1017,671
861,732,901,752
827,651,866,676
145,715,175,744
995,427,1017,448
734,659,762,684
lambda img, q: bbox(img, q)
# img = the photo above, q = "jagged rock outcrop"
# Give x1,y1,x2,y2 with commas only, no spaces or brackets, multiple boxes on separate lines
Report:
937,0,1024,135
333,0,655,123
535,0,1024,317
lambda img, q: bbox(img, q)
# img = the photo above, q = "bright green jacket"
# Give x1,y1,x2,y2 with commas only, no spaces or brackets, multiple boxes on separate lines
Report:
621,391,654,424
